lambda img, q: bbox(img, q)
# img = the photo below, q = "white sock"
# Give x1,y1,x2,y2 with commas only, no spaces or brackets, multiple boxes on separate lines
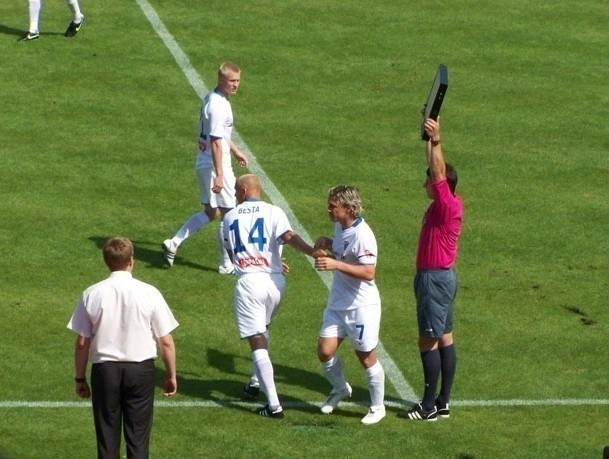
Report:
66,0,83,22
28,0,41,33
218,219,233,268
320,356,348,391
250,332,269,386
173,212,209,246
252,349,280,409
365,361,385,408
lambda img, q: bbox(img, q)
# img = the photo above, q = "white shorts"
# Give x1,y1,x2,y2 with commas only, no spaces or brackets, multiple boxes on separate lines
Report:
319,305,381,352
234,273,286,339
196,165,236,209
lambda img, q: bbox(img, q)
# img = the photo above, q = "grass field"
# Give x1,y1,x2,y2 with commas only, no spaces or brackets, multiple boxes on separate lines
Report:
1,0,609,457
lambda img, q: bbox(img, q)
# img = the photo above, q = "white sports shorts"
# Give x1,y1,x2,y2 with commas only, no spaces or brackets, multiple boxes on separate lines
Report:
319,305,381,352
234,273,286,339
196,164,236,209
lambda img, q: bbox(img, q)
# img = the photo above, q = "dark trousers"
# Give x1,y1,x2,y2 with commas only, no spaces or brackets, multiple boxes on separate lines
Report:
91,360,156,459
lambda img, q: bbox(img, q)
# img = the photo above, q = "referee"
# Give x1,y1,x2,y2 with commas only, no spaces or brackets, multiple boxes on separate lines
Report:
399,116,463,422
68,237,179,458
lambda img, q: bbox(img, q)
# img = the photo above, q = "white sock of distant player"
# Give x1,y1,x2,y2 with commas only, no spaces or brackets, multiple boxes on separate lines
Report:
365,361,385,408
320,356,348,391
217,220,233,268
66,0,83,23
171,212,209,247
252,349,280,409
28,0,41,33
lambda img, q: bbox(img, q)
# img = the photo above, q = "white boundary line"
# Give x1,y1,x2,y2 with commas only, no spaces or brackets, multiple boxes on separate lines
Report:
2,399,609,409
133,0,418,403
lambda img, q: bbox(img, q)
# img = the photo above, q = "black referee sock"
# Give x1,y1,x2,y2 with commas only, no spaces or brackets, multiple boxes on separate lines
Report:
420,349,441,411
438,344,457,406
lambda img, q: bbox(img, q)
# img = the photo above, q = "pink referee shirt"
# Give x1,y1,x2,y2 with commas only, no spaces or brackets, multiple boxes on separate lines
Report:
416,179,463,270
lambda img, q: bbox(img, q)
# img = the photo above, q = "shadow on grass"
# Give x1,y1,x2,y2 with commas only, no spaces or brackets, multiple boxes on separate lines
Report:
0,24,26,37
155,348,402,420
87,236,217,273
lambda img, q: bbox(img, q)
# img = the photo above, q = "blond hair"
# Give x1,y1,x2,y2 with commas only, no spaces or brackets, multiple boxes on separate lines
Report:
328,185,362,218
218,61,240,79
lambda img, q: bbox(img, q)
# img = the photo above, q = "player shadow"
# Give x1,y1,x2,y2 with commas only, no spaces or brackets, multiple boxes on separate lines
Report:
0,24,27,37
165,348,384,420
87,236,217,273
1,24,66,38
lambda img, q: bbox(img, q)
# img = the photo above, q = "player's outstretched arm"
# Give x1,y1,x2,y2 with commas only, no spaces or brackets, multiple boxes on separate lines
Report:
282,231,325,257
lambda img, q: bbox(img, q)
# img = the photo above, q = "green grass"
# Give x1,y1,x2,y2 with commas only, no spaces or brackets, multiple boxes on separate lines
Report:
1,0,609,457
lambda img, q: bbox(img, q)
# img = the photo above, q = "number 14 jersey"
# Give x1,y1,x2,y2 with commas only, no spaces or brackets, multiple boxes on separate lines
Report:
222,199,291,276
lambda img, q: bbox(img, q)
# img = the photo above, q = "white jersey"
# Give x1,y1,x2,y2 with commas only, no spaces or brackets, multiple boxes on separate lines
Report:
195,88,233,169
67,271,179,363
222,199,291,275
328,217,381,310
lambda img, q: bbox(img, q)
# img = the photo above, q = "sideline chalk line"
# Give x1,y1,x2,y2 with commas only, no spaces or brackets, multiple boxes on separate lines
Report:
2,399,608,409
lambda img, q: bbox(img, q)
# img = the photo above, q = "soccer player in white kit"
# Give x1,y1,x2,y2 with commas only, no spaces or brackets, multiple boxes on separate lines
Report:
20,0,84,41
222,174,323,418
314,185,386,425
162,62,248,273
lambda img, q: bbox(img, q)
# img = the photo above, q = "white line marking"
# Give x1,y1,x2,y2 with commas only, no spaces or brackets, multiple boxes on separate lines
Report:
2,399,608,409
133,0,418,403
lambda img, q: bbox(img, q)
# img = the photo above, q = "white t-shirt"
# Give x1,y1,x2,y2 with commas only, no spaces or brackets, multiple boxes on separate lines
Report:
327,217,381,310
222,199,291,275
195,88,233,170
67,271,179,364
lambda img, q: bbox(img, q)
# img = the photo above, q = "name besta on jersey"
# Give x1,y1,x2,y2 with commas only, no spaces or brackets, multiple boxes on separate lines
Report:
237,206,260,214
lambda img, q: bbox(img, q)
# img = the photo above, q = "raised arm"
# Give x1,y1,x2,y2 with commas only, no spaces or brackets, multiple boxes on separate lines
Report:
423,117,446,183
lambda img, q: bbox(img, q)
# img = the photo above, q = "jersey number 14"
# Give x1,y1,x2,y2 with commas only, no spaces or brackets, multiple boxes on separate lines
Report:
229,218,267,254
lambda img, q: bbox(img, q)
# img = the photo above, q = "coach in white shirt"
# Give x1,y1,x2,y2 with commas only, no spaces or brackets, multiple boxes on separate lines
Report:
68,237,178,459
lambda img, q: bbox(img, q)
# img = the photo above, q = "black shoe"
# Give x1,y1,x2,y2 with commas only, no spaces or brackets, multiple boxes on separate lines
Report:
258,404,284,419
19,32,39,42
397,403,438,421
243,383,260,397
64,17,84,37
435,398,450,419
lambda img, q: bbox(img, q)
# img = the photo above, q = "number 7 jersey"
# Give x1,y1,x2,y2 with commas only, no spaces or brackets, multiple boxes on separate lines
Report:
222,199,292,275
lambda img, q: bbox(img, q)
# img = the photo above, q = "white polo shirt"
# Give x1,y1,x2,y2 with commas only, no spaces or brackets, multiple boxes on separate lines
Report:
67,271,179,364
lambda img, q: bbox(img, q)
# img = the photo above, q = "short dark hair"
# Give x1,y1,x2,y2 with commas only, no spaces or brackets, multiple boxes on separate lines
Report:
426,163,458,194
